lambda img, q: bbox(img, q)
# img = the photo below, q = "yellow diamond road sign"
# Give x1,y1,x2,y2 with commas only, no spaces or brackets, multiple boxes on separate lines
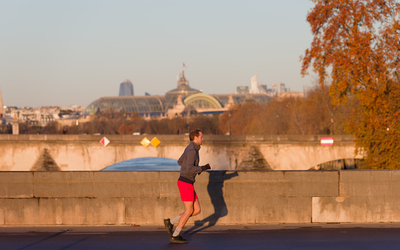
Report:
140,137,151,147
150,137,161,147
140,137,161,147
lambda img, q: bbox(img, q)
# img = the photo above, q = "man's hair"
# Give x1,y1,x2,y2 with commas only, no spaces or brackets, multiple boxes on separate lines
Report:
189,129,202,141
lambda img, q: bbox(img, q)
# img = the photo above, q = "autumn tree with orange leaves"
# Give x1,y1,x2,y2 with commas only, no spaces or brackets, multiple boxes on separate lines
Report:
302,0,400,168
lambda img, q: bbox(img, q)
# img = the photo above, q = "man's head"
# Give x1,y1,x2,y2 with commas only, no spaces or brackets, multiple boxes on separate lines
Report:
189,129,203,145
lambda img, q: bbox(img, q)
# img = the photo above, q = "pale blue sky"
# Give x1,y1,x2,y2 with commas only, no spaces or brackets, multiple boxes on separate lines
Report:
0,0,315,107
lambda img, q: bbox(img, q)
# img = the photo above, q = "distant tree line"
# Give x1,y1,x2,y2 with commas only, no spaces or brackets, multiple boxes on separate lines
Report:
1,84,358,136
219,84,357,135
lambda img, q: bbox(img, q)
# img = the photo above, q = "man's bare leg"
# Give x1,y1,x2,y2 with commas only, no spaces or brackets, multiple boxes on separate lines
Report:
166,199,201,237
173,199,201,237
192,199,201,217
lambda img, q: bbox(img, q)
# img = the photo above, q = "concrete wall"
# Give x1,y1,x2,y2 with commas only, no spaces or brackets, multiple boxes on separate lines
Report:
0,134,359,171
0,170,398,226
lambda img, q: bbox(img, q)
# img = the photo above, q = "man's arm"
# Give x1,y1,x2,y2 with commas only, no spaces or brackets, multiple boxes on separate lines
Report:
177,153,184,167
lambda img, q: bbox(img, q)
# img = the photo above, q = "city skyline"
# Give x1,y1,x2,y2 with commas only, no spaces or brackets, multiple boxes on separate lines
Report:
0,0,316,108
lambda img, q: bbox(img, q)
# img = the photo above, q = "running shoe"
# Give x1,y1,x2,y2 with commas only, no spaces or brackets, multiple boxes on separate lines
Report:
169,235,188,244
163,219,173,236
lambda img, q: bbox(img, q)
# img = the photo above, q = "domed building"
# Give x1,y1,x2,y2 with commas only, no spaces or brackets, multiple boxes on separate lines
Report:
166,71,201,97
84,71,272,119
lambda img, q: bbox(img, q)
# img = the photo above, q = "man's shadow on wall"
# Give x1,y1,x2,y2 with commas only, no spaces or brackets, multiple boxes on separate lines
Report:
185,170,239,235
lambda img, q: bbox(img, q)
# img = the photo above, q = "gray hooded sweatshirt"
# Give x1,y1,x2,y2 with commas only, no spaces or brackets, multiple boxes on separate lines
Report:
177,141,207,184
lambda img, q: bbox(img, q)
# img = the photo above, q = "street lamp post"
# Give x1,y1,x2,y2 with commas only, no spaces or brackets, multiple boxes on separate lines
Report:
123,112,127,135
185,115,189,134
276,113,279,135
175,113,179,134
228,112,232,135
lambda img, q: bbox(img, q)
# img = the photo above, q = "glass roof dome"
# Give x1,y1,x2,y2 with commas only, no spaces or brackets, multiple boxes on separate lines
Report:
84,95,178,117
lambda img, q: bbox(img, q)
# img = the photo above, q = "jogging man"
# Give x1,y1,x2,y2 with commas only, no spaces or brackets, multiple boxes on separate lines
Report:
164,129,211,244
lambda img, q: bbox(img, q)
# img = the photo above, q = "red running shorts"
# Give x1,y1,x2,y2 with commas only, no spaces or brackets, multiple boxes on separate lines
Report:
177,180,198,202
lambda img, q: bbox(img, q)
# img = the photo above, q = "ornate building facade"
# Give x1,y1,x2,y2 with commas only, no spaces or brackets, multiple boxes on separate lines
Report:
84,71,272,119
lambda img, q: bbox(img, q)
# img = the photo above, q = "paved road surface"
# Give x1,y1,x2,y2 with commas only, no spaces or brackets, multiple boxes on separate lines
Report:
1,224,400,250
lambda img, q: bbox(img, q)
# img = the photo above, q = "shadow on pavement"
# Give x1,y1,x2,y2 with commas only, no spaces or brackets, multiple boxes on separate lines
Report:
58,237,89,250
185,171,239,236
18,230,67,250
17,230,89,250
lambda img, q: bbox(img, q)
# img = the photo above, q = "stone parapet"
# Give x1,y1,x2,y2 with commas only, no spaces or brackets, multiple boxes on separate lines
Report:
0,170,399,226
